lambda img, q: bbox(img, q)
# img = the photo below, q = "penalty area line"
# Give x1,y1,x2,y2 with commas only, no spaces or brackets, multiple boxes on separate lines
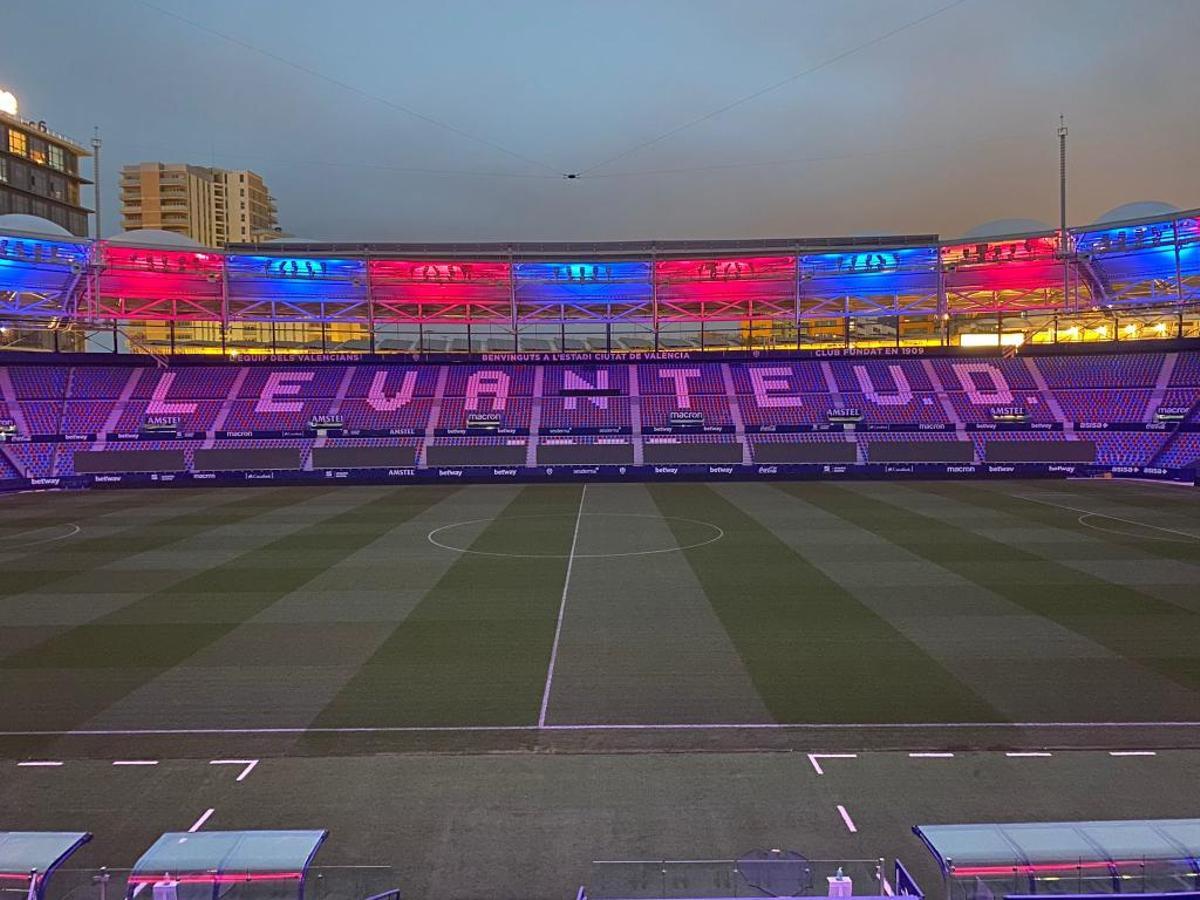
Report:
808,752,857,774
537,482,586,728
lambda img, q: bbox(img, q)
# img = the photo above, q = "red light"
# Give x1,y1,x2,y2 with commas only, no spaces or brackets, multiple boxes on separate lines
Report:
127,873,303,885
951,860,1143,877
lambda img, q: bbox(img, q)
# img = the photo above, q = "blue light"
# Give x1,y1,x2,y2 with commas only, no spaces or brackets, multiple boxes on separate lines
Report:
515,260,652,304
801,247,937,296
226,255,364,280
0,236,87,293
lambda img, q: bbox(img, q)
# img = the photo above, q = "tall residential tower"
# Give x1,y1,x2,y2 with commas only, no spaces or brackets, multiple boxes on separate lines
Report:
120,162,280,247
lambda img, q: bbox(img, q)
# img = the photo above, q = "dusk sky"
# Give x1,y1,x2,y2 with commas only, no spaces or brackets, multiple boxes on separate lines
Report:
6,0,1199,242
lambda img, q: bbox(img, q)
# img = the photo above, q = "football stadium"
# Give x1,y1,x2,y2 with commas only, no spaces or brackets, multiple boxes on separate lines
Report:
2,1,1200,900
1,203,1199,900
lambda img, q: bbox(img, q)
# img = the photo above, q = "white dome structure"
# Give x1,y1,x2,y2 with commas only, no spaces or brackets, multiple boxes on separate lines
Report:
0,214,74,238
962,218,1053,239
1093,202,1179,225
105,229,204,249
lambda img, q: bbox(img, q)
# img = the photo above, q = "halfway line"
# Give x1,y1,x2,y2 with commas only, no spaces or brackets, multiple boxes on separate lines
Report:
538,483,587,727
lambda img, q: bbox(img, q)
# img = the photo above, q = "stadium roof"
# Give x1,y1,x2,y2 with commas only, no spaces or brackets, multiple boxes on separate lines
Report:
0,214,75,239
223,232,942,259
129,830,328,884
106,229,204,249
962,218,1053,239
913,819,1200,876
1094,201,1180,225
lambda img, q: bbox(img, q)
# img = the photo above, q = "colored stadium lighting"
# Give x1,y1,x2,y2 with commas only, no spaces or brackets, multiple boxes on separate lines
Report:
126,873,305,886
951,860,1147,877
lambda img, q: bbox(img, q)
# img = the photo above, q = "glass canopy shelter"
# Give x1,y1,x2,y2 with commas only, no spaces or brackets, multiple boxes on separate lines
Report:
913,820,1200,900
125,831,328,900
0,832,92,900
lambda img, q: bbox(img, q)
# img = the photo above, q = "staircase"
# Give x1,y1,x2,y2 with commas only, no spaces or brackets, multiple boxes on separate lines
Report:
720,363,752,465
1143,353,1179,422
204,367,249,448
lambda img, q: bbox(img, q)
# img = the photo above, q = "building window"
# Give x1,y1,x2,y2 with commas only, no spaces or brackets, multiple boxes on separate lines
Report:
29,139,47,166
47,145,64,171
8,129,27,156
0,157,7,183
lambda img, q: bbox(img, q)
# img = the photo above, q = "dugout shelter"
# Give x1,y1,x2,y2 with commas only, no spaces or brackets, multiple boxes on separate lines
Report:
914,819,1200,900
125,831,328,900
0,832,92,900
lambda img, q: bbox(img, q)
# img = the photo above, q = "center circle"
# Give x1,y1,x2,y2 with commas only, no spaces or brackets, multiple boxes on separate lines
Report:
427,513,724,559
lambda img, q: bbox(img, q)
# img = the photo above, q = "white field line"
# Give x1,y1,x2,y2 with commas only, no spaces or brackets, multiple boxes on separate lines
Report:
1109,750,1157,757
808,752,857,774
1006,751,1052,757
908,752,954,758
187,808,214,832
836,804,858,833
1015,494,1200,542
17,760,62,766
0,720,1196,737
210,759,258,781
0,523,81,550
113,760,159,766
538,483,586,728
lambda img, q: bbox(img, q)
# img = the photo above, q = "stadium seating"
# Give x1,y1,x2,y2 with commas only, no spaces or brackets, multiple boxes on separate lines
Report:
0,349,1194,482
1157,433,1200,468
1091,432,1171,466
1053,390,1154,423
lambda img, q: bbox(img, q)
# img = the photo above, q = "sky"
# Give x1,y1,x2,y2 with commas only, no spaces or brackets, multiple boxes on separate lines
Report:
4,0,1199,243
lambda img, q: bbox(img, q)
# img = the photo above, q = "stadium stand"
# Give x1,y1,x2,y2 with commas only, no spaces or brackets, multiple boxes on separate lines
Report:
0,349,1195,483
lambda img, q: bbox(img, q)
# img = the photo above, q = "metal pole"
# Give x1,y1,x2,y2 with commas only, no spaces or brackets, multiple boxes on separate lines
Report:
794,248,802,349
1173,217,1185,305
509,249,518,351
91,127,102,239
364,250,376,355
936,244,947,346
651,250,659,350
1058,116,1070,310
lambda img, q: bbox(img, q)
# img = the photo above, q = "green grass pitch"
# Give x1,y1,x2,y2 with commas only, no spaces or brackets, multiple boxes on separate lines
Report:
0,478,1198,742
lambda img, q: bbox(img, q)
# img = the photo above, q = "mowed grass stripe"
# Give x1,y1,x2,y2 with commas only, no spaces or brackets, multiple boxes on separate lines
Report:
1052,480,1200,517
1,486,458,730
315,484,583,728
1006,482,1200,555
648,483,1001,724
4,485,455,667
916,480,1200,577
0,487,325,596
790,482,1200,694
0,490,168,534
